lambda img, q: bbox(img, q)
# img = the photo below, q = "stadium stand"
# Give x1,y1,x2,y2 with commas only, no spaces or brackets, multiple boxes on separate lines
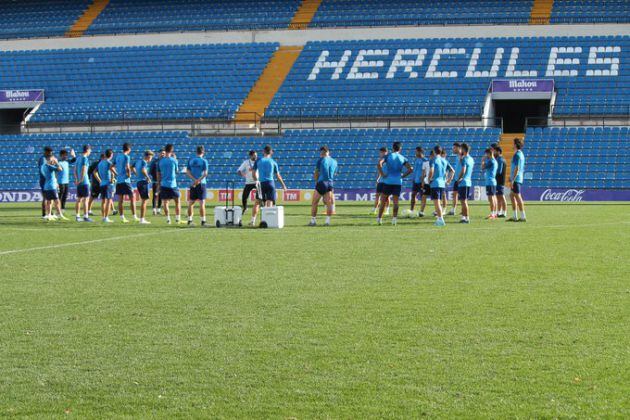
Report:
525,126,629,189
3,127,628,193
0,43,278,122
267,36,629,119
311,0,534,27
0,128,501,191
85,0,302,35
0,0,91,40
551,0,630,24
67,0,110,37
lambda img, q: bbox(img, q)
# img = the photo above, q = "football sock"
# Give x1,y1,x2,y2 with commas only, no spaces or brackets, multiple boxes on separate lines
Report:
520,211,526,219
513,211,518,219
325,216,330,224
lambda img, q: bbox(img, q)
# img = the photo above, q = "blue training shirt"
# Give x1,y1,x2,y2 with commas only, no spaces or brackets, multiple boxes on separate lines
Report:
255,157,279,183
134,159,149,183
37,156,46,182
158,156,179,189
430,156,448,189
316,156,338,182
412,157,424,184
512,150,525,184
97,159,113,187
75,155,90,186
460,155,475,187
58,160,70,185
41,162,60,191
484,157,498,186
187,156,209,185
382,152,409,186
114,154,131,185
453,156,462,185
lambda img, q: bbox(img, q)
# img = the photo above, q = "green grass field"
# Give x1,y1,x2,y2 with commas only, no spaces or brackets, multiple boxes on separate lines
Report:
0,202,628,418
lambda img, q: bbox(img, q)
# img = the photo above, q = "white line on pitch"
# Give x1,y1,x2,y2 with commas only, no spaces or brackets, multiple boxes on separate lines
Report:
0,228,192,257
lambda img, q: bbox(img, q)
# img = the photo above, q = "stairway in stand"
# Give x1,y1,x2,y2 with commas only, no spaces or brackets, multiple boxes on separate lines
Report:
66,0,110,37
289,0,322,29
235,46,303,123
499,133,526,182
530,0,554,24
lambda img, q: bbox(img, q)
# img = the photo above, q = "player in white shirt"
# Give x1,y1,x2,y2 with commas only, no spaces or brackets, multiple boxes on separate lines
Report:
237,150,260,226
418,151,433,217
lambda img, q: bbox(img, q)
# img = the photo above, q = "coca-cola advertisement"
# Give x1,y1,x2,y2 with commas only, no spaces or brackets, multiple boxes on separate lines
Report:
522,188,630,202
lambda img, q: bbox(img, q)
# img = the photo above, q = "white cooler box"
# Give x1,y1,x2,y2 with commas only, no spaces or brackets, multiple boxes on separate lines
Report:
214,206,243,227
260,206,284,229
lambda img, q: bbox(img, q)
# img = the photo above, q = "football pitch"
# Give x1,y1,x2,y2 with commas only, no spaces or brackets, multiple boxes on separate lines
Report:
0,202,628,418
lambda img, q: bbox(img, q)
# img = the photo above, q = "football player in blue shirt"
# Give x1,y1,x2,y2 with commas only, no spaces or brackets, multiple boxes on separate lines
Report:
377,142,412,226
492,144,508,218
252,145,288,208
97,149,117,223
447,142,462,216
37,147,52,218
134,150,154,224
371,147,389,216
309,146,338,226
150,149,165,215
74,145,92,222
41,151,65,221
440,149,456,213
114,143,137,223
429,145,449,227
186,145,209,227
508,138,527,222
456,143,475,224
482,148,498,220
57,148,76,213
157,144,183,224
409,146,425,216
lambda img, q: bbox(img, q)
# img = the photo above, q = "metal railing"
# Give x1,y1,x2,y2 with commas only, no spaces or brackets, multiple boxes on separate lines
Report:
2,15,628,41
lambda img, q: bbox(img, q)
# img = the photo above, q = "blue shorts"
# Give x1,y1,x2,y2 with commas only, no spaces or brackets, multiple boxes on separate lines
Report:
90,183,100,198
189,184,207,201
77,184,90,198
160,186,180,200
430,187,445,200
486,186,497,196
260,181,276,202
422,184,431,196
382,184,402,197
457,186,471,201
115,183,134,197
496,185,505,196
452,181,459,192
43,189,58,200
512,182,522,194
376,182,385,194
412,182,423,193
137,181,150,200
100,184,114,200
315,181,333,196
